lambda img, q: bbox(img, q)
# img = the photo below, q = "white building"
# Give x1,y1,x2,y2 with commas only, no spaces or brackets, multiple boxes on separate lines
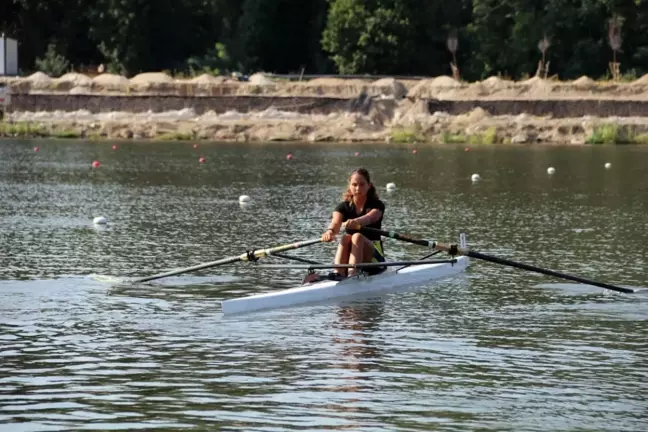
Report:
0,34,19,76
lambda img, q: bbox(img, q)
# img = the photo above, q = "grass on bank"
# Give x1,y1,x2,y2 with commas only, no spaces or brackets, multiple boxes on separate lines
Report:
442,127,498,144
392,126,499,145
3,120,648,144
0,121,82,138
390,126,424,144
586,124,648,144
155,131,195,141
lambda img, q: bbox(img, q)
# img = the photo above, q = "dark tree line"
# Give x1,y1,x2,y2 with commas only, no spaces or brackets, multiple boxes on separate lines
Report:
2,0,647,80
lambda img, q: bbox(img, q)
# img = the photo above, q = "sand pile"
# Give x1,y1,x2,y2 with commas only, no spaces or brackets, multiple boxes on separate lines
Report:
520,76,544,86
573,76,596,87
248,73,275,86
633,74,648,86
56,72,93,86
130,72,174,85
189,74,229,85
6,71,53,92
185,74,240,95
482,76,512,89
24,72,53,90
460,76,519,98
371,78,407,99
407,76,462,98
520,77,554,97
48,72,94,92
287,77,371,97
91,73,130,92
129,72,175,92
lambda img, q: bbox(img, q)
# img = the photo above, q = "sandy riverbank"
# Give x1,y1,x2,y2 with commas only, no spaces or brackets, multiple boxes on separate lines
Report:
2,72,648,144
4,102,648,144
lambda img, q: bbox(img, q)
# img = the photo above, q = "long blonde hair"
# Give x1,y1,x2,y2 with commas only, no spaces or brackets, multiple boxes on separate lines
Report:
342,168,379,202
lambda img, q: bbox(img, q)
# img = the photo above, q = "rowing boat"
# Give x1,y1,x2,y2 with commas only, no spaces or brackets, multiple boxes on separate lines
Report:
129,226,637,317
221,255,469,315
220,233,470,315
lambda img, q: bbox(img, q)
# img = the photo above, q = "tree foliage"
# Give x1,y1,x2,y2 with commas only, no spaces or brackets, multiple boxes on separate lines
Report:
1,0,646,80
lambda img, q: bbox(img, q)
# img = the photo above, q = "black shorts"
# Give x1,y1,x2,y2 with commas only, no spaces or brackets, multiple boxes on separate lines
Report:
364,240,386,275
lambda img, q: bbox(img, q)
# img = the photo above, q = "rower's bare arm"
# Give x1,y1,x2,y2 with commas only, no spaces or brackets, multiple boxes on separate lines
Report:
328,211,344,234
351,209,382,226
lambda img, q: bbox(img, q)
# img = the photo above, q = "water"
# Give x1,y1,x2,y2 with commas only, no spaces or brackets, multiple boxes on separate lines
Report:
1,139,647,431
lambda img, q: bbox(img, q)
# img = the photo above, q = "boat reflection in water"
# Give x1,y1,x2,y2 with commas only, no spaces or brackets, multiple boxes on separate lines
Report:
324,300,386,428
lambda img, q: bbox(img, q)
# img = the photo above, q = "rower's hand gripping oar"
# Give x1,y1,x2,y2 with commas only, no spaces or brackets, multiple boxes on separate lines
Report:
131,238,323,283
345,224,635,294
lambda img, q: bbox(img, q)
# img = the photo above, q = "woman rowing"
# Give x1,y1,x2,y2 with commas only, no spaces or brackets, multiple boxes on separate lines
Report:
321,168,386,278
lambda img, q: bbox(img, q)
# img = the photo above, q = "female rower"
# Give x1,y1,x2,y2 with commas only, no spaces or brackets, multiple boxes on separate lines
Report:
321,168,386,278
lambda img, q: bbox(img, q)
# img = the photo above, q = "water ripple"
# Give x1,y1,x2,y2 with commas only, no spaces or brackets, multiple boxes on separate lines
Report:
1,141,647,431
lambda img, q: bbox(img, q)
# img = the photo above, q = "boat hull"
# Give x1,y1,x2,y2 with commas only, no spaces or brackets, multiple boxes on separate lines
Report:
221,255,469,315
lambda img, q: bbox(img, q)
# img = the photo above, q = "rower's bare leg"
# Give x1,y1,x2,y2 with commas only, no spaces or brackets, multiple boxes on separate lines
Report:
348,233,375,277
335,234,352,277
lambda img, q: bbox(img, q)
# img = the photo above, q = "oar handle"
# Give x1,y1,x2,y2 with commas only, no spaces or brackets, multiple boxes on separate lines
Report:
345,224,436,248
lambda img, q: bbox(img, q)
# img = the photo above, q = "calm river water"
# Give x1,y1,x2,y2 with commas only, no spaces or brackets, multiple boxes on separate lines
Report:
1,139,647,431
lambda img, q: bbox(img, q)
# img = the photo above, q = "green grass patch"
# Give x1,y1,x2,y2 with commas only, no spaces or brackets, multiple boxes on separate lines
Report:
634,133,648,144
441,132,467,144
155,131,194,141
586,124,636,144
391,126,423,144
86,132,105,140
52,129,82,139
0,121,47,137
467,127,498,145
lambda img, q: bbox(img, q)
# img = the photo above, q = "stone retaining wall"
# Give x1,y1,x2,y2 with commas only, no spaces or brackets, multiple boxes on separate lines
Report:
428,99,648,118
7,94,363,115
7,93,648,118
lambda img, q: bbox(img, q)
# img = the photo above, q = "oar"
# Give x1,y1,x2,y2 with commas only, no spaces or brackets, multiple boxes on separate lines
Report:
346,225,635,294
131,238,322,283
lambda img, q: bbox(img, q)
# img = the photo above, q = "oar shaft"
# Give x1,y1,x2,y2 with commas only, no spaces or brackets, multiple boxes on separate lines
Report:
346,224,434,247
433,241,634,294
351,225,634,295
133,255,243,283
132,238,322,283
467,249,635,294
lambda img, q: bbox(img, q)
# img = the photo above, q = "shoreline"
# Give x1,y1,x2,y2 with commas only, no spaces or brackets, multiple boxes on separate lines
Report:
3,105,648,145
2,73,648,145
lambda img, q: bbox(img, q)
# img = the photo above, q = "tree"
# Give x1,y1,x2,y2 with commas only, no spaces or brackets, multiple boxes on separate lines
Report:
322,0,413,74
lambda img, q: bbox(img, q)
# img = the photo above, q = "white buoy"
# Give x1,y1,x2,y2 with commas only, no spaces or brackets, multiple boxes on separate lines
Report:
471,174,481,182
547,167,556,175
238,195,251,204
386,183,396,191
605,162,612,169
92,216,107,225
